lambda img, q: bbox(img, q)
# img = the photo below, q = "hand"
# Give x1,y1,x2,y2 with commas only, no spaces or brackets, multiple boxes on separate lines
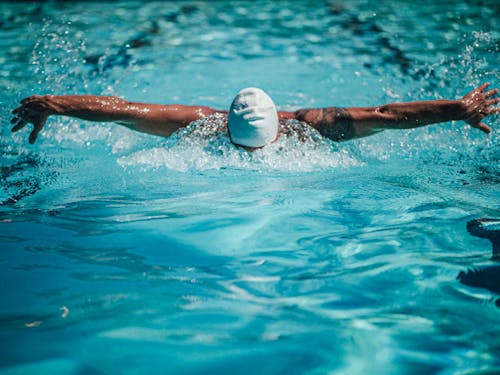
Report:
11,95,58,144
461,83,499,134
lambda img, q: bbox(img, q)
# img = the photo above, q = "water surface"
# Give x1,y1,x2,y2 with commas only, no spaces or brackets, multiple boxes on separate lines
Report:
0,1,499,374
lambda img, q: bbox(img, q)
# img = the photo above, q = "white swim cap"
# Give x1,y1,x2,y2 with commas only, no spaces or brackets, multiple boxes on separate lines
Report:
228,87,279,148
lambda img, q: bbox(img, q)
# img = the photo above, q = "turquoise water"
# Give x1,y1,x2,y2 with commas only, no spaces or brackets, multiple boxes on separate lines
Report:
1,1,499,374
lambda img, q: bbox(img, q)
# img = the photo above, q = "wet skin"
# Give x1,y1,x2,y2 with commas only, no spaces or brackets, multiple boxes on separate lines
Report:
10,83,499,146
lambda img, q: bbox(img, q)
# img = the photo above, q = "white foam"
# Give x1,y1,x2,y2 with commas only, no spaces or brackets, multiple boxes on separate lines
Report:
117,115,363,172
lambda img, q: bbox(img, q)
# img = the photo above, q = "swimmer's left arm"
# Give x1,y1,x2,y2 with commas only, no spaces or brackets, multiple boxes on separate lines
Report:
289,83,499,141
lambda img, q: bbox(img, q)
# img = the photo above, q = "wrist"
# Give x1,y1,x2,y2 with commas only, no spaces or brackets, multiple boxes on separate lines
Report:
43,95,65,115
455,99,468,120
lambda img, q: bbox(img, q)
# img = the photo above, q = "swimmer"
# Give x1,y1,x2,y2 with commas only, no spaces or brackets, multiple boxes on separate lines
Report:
10,83,499,148
458,218,500,307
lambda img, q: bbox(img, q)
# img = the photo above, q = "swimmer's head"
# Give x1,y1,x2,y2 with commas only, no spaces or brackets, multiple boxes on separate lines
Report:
228,87,279,148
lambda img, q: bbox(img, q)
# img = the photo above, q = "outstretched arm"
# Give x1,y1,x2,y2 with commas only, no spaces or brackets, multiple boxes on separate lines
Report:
286,83,499,141
11,95,225,144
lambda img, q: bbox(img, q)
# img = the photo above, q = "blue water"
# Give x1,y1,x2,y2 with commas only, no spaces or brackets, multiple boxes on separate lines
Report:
1,1,499,374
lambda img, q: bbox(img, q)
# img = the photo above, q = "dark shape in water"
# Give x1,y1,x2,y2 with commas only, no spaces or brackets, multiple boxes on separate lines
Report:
329,4,412,75
84,5,199,73
467,218,500,256
0,155,57,206
457,267,500,295
458,218,500,307
328,2,460,94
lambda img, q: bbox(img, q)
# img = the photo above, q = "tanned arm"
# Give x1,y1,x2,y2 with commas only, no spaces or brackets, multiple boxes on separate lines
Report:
11,95,225,144
282,83,499,141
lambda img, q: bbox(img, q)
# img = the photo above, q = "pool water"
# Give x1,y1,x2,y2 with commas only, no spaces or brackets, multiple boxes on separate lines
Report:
0,1,499,374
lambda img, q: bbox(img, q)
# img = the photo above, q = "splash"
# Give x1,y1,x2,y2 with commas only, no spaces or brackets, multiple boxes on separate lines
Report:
458,31,499,88
29,18,133,95
30,19,90,93
117,115,362,172
361,30,498,164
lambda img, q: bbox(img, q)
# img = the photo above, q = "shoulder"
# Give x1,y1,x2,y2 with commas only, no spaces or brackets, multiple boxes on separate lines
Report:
293,107,354,141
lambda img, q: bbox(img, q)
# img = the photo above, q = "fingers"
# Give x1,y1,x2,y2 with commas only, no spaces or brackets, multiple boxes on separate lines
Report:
11,107,27,132
483,97,500,117
29,130,39,144
10,96,49,143
474,122,492,134
10,100,46,127
11,103,31,121
467,114,492,134
21,95,43,105
477,82,490,93
28,118,47,145
467,85,499,123
11,119,27,133
11,108,34,126
484,88,498,98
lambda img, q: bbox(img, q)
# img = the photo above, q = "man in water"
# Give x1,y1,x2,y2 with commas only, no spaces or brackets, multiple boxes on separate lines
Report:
10,83,499,148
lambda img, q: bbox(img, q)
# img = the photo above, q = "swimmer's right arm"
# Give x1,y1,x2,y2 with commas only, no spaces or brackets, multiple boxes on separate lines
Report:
11,95,224,144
